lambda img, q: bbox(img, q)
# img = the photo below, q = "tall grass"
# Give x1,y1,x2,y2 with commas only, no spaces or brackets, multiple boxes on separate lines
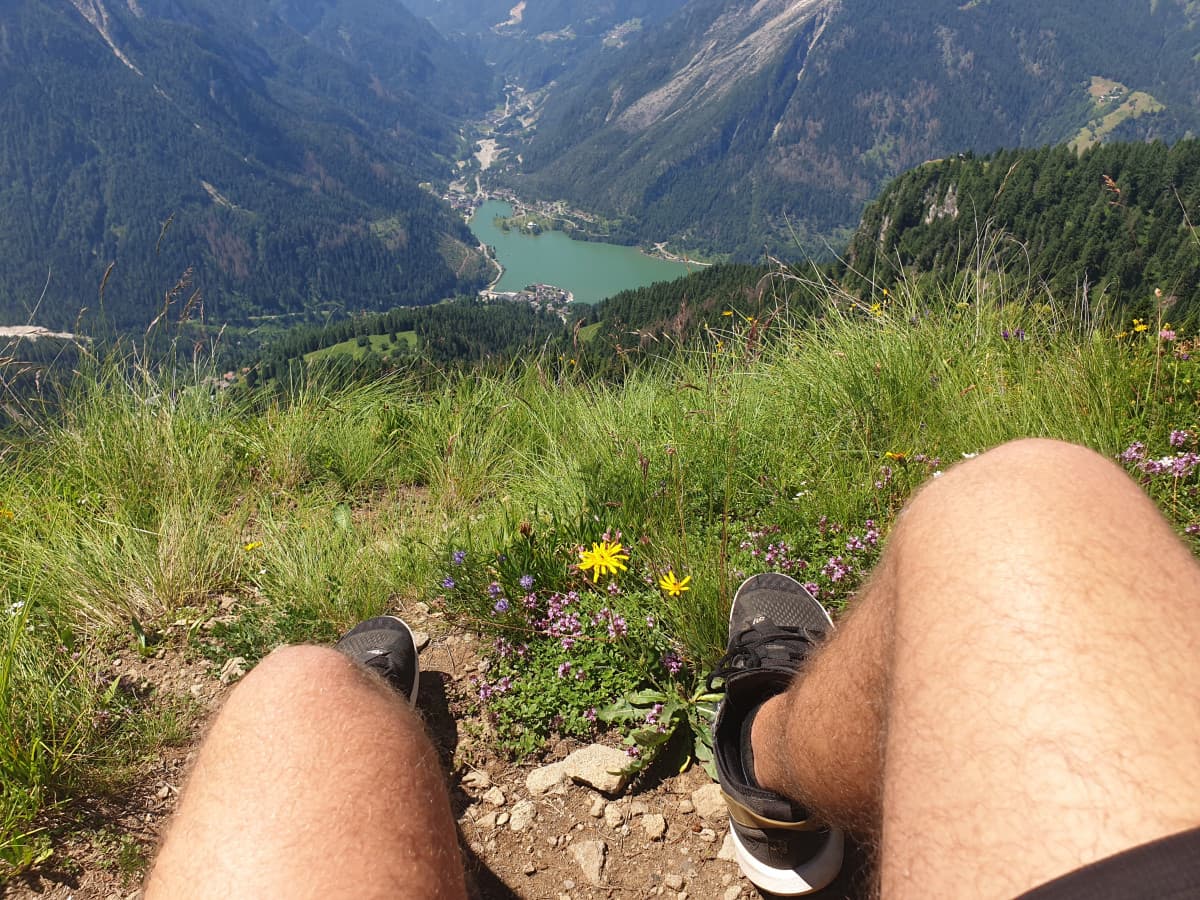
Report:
1,278,1195,877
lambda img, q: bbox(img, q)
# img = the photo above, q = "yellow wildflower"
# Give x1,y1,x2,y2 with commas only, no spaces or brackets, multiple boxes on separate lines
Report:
658,571,691,597
1133,319,1149,333
578,540,629,581
0,507,13,521
869,303,883,316
243,541,263,552
722,310,733,316
885,451,908,462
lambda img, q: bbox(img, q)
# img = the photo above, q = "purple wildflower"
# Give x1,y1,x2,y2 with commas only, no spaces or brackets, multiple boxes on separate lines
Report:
493,597,510,614
584,707,597,723
1119,442,1146,464
442,576,456,590
661,651,682,675
1161,329,1177,342
803,582,821,599
487,581,502,598
519,574,534,590
1170,430,1192,448
822,556,851,583
1188,524,1200,536
645,703,664,725
556,661,572,679
452,550,466,565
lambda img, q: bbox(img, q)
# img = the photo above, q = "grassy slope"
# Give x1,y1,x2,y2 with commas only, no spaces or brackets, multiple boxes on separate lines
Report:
2,278,1198,877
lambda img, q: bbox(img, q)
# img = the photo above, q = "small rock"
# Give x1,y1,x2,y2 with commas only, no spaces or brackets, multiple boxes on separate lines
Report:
589,796,606,818
665,873,684,891
690,783,728,821
642,814,667,840
630,800,649,816
495,812,510,827
461,770,491,791
721,873,733,886
563,880,575,890
154,649,165,660
718,832,736,861
156,784,170,800
677,799,694,815
603,802,624,829
218,656,247,684
723,886,741,900
476,812,498,830
189,683,203,697
526,761,569,796
411,631,431,651
523,862,537,875
547,836,559,848
482,786,506,807
413,601,430,616
564,744,633,795
569,840,607,887
509,799,536,832
698,828,717,843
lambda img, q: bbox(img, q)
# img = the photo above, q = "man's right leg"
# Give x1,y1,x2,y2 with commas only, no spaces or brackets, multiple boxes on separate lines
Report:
747,439,1200,897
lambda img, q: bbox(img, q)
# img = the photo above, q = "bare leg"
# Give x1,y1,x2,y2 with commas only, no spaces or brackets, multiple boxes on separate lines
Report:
752,439,1200,897
145,645,466,900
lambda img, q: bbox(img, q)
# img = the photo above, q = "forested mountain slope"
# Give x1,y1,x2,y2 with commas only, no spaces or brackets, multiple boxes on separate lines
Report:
402,0,689,87
515,0,1200,259
845,140,1200,320
0,0,496,331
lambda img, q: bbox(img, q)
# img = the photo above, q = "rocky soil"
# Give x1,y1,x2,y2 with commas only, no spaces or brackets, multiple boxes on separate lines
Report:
4,602,869,899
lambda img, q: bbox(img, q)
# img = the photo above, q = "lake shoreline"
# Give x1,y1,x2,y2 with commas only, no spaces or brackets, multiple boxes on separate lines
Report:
469,199,699,303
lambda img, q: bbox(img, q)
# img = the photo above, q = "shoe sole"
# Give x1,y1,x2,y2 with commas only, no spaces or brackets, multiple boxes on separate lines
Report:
729,822,845,896
336,615,421,705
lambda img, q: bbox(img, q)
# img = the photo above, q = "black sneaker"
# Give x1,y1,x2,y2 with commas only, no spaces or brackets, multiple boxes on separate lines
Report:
709,573,844,895
335,616,420,704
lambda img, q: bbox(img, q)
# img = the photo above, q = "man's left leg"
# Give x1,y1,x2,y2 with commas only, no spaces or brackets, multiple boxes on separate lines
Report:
145,642,466,899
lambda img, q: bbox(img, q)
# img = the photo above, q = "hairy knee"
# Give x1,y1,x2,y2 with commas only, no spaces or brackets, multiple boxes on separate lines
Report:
227,645,369,712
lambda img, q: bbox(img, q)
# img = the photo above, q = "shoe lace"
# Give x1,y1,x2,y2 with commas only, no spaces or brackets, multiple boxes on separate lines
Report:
706,624,820,692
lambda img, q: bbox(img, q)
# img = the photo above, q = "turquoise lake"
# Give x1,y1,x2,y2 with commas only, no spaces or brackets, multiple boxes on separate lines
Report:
469,200,698,303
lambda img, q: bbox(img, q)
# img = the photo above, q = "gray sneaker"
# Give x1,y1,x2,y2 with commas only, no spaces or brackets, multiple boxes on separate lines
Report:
335,616,420,704
709,574,844,895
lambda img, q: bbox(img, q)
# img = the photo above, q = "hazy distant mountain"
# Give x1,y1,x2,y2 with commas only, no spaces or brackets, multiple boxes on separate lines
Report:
514,0,1200,259
0,0,497,331
402,0,689,87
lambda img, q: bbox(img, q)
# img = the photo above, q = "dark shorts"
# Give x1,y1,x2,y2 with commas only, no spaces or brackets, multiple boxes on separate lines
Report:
1017,826,1200,899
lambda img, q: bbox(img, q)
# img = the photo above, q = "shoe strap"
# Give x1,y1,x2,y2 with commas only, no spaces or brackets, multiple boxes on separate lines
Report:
723,789,826,833
707,624,818,690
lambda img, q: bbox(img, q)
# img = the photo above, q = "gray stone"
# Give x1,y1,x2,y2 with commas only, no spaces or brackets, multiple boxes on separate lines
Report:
698,828,717,843
411,631,431,651
523,862,537,875
564,744,633,795
589,797,606,818
461,770,491,791
509,799,537,832
218,656,247,684
717,832,736,861
665,873,684,891
495,812,510,827
642,813,667,840
630,800,650,816
723,886,742,900
526,761,569,796
476,811,498,830
482,786,506,807
677,799,694,815
570,840,607,887
690,783,728,821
